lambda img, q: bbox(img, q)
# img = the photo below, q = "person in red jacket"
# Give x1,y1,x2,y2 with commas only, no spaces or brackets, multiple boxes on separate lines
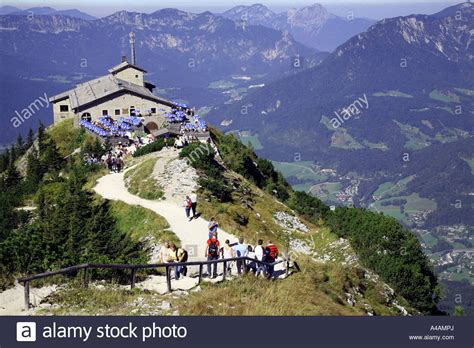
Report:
264,240,279,279
205,232,220,278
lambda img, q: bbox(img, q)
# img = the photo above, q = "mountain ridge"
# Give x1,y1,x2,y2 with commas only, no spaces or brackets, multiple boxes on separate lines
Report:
221,3,376,51
0,8,317,144
0,5,96,20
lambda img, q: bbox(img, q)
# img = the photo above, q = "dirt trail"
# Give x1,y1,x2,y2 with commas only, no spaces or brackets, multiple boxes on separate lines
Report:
95,150,236,261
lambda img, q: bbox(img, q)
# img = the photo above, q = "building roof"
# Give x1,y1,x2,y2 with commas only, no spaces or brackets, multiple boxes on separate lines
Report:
49,74,174,110
108,61,147,74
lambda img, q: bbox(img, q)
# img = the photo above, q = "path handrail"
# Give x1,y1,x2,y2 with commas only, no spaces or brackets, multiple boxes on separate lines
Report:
17,256,298,310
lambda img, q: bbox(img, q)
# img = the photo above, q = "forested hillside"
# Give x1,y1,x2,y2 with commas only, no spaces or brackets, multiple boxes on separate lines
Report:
180,127,442,314
0,123,147,289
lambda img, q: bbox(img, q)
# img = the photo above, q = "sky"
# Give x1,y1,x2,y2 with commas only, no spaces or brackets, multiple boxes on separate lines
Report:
1,0,464,18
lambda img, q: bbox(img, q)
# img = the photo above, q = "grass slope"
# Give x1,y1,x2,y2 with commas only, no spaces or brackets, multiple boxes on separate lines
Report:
124,158,164,200
110,201,178,246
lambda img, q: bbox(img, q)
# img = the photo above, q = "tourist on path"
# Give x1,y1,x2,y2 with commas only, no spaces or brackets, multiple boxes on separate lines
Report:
265,240,279,279
184,196,192,220
172,245,188,280
221,239,235,275
254,239,265,277
205,232,220,278
116,157,123,173
166,243,178,263
247,245,257,273
208,217,219,239
159,241,171,263
232,237,248,275
190,192,198,219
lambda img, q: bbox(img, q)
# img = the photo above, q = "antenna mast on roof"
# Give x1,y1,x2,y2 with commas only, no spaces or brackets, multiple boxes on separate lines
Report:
129,31,136,65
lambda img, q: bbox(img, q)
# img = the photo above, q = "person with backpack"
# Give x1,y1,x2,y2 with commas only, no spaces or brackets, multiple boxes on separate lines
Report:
254,239,265,277
264,240,279,279
205,231,220,278
232,237,248,275
208,217,219,239
184,196,192,220
173,245,188,280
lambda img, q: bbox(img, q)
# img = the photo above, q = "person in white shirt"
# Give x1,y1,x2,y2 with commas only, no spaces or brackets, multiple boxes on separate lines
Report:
232,237,248,275
247,245,257,273
254,239,265,277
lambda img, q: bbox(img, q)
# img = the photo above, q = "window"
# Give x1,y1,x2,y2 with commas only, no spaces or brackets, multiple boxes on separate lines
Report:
81,113,91,122
151,108,156,114
115,109,121,116
122,108,129,115
102,110,108,116
135,75,139,78
60,105,69,112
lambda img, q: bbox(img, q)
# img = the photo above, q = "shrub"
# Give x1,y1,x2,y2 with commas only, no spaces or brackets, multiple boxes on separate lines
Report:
133,136,174,157
199,177,232,202
232,211,249,226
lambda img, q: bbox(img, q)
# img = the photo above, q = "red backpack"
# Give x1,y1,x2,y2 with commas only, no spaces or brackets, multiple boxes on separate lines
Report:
265,245,278,259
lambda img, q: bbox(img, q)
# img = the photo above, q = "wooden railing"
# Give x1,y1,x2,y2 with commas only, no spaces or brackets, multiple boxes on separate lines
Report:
18,257,299,310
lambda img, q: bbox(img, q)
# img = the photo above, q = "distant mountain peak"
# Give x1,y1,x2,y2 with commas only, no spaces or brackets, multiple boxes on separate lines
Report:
221,3,374,51
286,3,332,27
223,3,275,21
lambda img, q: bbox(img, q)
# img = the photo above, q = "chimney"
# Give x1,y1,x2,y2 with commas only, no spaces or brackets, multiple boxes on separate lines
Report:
121,55,127,63
129,31,136,65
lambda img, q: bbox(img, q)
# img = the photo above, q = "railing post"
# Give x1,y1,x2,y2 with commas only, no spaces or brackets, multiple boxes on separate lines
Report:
165,265,172,293
294,261,301,272
243,258,248,274
198,264,203,284
23,281,30,310
223,261,227,281
130,268,137,289
83,267,89,288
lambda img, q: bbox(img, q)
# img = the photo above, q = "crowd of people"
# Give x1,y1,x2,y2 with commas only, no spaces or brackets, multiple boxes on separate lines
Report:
104,152,124,173
157,194,281,281
204,233,280,279
159,235,280,281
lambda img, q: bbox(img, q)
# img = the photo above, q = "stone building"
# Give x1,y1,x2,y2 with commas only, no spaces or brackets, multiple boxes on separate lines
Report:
49,55,177,134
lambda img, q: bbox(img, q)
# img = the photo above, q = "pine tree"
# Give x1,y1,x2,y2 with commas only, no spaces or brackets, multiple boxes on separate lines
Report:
0,150,10,173
26,128,35,149
37,122,46,153
41,138,63,173
15,134,24,155
9,145,17,164
25,148,44,192
2,162,22,190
